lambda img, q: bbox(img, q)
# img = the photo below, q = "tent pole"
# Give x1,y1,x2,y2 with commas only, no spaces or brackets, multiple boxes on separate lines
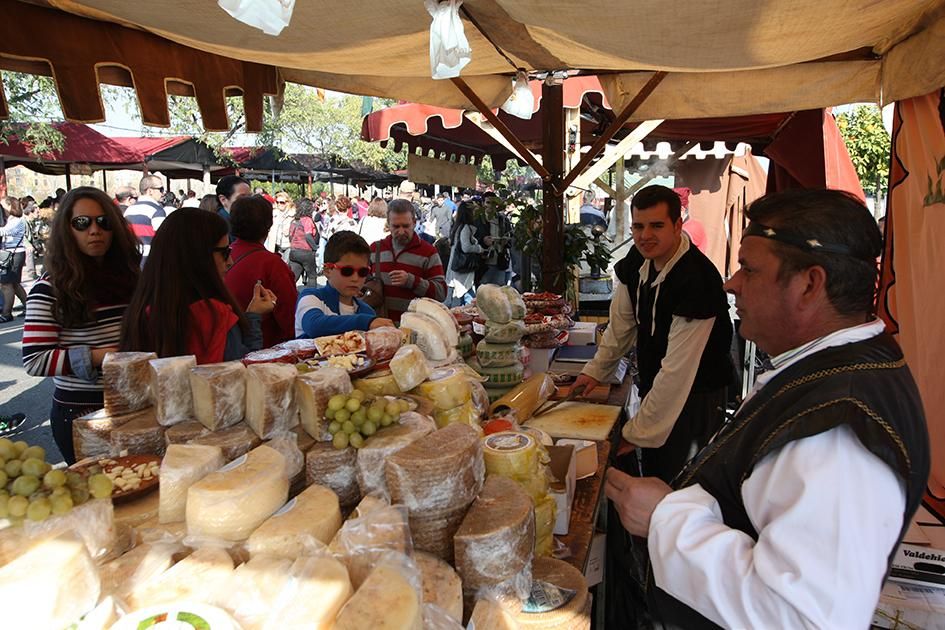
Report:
65,170,72,191
101,170,107,191
541,81,566,294
0,156,6,199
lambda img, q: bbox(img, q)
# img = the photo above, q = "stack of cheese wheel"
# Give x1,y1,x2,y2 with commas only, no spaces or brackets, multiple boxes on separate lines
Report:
187,422,261,461
305,443,361,508
454,475,536,613
73,408,136,460
482,431,556,556
511,557,590,629
109,407,166,457
102,351,156,415
416,366,482,430
386,423,485,561
474,285,528,401
405,297,460,360
356,422,434,500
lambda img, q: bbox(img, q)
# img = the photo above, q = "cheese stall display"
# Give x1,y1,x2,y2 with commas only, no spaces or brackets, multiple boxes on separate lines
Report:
20,284,611,628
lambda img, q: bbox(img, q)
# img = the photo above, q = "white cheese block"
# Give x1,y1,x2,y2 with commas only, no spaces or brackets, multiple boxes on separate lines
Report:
149,355,197,426
454,476,535,591
476,284,512,323
400,312,451,360
225,555,293,629
245,362,298,439
126,546,234,609
190,361,247,431
329,502,412,589
187,421,261,461
102,351,156,415
356,423,433,500
186,445,289,542
409,297,459,348
389,344,432,392
99,542,181,603
247,484,342,559
296,366,352,440
386,423,484,514
306,443,361,507
159,443,225,523
335,562,423,630
0,533,100,629
415,551,463,622
266,556,353,630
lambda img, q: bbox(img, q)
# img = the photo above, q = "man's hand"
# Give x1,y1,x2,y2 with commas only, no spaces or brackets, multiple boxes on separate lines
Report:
247,282,277,316
604,468,672,537
572,373,599,398
370,317,396,329
90,346,118,367
388,270,410,287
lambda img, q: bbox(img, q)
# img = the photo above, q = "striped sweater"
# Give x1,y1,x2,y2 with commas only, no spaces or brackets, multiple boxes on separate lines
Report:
370,234,447,322
22,274,128,406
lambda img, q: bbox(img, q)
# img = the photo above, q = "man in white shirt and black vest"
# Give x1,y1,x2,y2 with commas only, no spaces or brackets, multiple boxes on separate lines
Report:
605,188,930,629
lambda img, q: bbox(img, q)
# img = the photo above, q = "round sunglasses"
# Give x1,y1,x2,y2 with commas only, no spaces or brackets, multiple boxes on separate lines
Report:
324,263,370,277
70,215,112,231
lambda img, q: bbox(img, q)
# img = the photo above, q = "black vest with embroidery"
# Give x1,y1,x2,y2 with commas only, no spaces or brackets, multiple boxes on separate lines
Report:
614,244,733,397
647,333,930,629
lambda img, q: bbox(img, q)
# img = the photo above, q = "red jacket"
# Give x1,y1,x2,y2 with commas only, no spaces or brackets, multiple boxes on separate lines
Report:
187,299,237,364
370,234,447,323
224,239,298,346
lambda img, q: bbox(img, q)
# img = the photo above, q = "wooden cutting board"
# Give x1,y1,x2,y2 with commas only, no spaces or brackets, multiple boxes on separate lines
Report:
552,383,611,403
525,402,622,441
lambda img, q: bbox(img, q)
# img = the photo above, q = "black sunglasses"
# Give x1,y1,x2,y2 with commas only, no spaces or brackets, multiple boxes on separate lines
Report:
70,215,112,231
325,263,370,277
213,245,232,260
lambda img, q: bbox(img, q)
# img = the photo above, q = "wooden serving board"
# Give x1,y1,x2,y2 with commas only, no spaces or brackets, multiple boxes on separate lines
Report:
524,402,622,442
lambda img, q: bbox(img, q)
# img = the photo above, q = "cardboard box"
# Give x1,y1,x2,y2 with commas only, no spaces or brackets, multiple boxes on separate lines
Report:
556,439,597,479
585,533,606,586
567,321,598,346
547,444,576,536
874,581,945,629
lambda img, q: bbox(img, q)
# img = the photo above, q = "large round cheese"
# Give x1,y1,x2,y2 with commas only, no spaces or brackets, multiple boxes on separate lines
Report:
512,557,589,629
335,562,423,630
356,423,433,500
306,443,360,508
159,443,224,524
400,311,451,361
409,503,469,563
476,284,512,323
415,550,463,622
247,484,342,559
408,297,460,348
185,445,288,542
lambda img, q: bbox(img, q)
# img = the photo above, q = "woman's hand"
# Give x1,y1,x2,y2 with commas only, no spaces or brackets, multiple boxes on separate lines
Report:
247,281,277,315
90,346,118,367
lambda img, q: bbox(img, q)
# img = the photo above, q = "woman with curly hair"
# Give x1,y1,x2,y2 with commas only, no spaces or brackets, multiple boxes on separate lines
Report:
22,187,141,463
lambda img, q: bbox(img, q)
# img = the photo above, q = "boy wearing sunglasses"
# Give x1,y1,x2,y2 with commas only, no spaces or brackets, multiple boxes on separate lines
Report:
295,231,395,338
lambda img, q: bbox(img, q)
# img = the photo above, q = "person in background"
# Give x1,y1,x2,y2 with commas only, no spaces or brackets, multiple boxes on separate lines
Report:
124,174,167,265
432,192,454,240
22,187,141,463
120,208,275,364
114,186,137,212
370,198,447,323
579,190,608,228
287,198,319,284
215,175,251,238
327,196,357,237
197,193,218,214
181,190,200,208
19,195,40,282
296,230,394,338
161,190,178,215
675,186,708,253
0,197,28,322
446,201,485,306
358,198,389,246
225,195,297,346
266,191,295,255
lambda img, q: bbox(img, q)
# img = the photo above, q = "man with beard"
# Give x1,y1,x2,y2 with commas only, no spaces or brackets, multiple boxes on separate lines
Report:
369,198,447,323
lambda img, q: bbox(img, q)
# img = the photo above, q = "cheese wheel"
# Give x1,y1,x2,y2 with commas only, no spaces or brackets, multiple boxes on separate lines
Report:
415,366,474,410
72,408,135,460
159,444,225,523
275,337,320,360
245,362,298,439
225,555,293,628
270,556,353,628
415,551,464,623
102,351,156,415
164,419,211,445
409,297,460,348
188,422,261,461
357,423,434,500
483,431,540,478
296,367,352,440
512,557,589,630
476,284,512,323
306,443,361,508
99,542,180,604
500,286,527,320
473,359,525,386
335,562,423,630
185,445,289,542
247,484,342,559
353,370,403,396
329,502,412,589
458,332,474,359
468,598,519,630
476,340,523,368
408,503,469,562
483,319,527,344
109,407,165,456
390,344,432,392
189,361,247,431
454,476,535,589
149,355,197,426
432,399,482,429
386,423,484,514
125,546,234,610
365,325,406,362
401,312,451,361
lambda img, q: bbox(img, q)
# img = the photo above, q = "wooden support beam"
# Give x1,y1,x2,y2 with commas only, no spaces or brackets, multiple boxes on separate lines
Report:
568,119,663,191
451,77,552,181
615,156,627,241
541,82,566,294
465,112,543,168
557,71,666,194
593,178,617,199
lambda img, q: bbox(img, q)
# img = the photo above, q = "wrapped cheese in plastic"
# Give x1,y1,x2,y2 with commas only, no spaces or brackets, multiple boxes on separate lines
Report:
102,351,156,415
476,284,513,323
306,443,361,508
99,541,185,605
190,361,247,431
263,430,305,486
329,502,413,589
188,422,261,461
124,546,235,609
245,362,298,439
457,332,474,359
335,551,423,630
356,423,434,500
222,555,293,629
73,407,135,460
500,286,528,320
353,370,402,397
185,445,289,543
108,407,165,456
159,443,225,523
483,319,527,344
246,484,341,559
149,355,197,426
275,337,319,361
296,366,352,441
164,419,210,445
408,297,459,348
23,498,116,561
414,366,479,411
400,311,451,360
240,347,296,365
365,325,405,362
433,399,482,430
390,344,432,392
489,373,556,422
266,555,353,629
476,340,523,368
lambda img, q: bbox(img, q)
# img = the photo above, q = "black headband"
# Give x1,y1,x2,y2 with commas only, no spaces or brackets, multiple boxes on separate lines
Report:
744,222,864,259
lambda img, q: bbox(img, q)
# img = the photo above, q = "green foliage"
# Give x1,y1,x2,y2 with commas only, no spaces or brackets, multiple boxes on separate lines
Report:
0,71,66,157
836,105,891,197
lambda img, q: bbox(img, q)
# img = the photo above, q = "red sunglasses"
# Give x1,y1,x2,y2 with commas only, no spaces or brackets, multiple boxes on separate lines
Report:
324,263,370,277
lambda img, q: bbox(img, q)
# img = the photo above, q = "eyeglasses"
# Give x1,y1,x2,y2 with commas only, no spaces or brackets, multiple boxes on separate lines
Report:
324,263,370,277
212,245,232,260
275,199,288,205
70,215,112,231
150,186,165,193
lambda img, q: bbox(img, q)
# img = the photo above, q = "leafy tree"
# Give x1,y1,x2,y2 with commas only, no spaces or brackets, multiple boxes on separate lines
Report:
836,105,890,198
1,71,67,156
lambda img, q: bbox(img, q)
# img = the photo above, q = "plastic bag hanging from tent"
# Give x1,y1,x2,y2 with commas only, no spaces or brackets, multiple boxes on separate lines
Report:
218,0,296,36
501,70,535,119
426,0,472,80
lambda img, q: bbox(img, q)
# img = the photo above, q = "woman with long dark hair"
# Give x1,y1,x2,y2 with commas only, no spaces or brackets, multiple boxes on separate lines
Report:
0,196,28,321
22,187,141,463
445,201,487,306
121,208,275,363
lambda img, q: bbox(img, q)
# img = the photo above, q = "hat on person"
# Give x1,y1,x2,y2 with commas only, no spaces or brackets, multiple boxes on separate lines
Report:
399,181,417,195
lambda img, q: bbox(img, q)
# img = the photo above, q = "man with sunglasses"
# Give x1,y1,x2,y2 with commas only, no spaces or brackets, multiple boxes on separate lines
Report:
123,174,167,266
